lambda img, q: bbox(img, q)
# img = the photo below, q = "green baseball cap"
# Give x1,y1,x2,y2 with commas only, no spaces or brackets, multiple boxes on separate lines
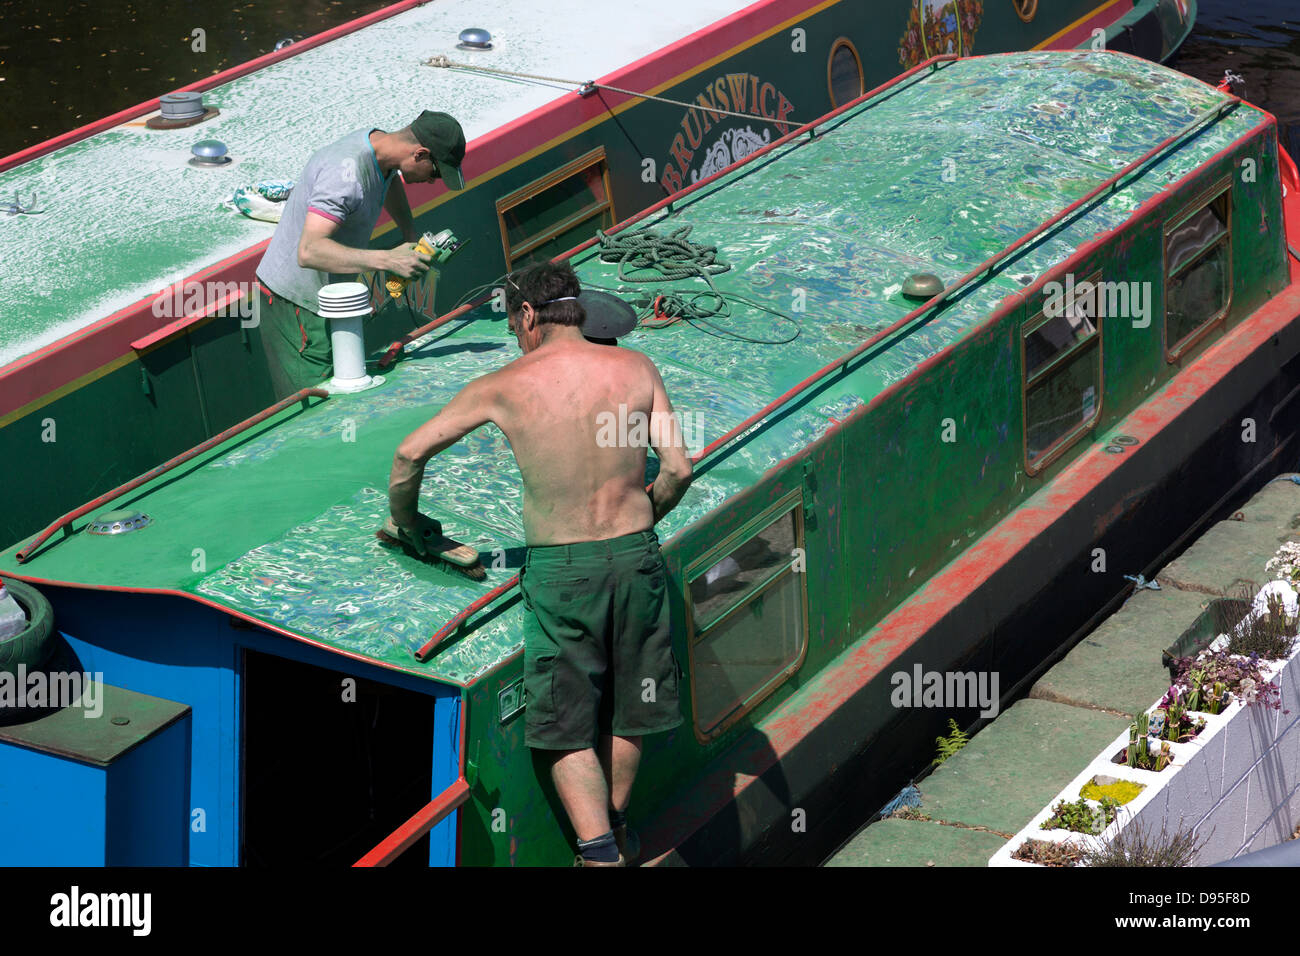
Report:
411,110,466,189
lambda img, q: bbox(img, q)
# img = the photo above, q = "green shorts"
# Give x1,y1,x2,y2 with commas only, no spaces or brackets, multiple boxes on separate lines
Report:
521,530,683,750
255,281,334,400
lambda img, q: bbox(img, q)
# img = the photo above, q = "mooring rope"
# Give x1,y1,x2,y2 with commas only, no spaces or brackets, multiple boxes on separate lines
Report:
424,55,797,127
593,225,800,345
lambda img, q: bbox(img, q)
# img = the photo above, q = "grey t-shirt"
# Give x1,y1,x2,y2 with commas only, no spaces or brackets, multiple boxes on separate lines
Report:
256,128,396,311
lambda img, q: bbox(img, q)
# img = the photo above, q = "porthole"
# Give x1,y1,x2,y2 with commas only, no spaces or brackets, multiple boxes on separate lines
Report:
828,38,864,108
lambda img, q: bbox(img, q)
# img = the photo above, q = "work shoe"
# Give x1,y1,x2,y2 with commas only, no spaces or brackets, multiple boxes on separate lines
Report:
613,824,640,865
573,853,626,867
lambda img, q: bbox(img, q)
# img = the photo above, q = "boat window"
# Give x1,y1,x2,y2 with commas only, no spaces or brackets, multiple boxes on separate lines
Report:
828,38,864,108
1165,184,1232,359
1023,277,1102,472
495,147,614,269
686,493,807,737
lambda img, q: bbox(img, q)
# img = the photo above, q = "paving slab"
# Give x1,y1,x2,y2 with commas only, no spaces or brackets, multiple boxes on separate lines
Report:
916,698,1128,836
827,818,1006,867
1030,585,1208,716
1160,479,1300,594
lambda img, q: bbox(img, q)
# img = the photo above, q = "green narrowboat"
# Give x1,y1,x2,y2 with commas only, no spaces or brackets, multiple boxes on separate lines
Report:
0,0,1196,552
5,46,1299,866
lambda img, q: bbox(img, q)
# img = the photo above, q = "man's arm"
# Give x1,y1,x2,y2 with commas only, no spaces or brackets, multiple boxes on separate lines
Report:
383,178,418,245
646,359,693,522
388,375,500,527
298,211,430,277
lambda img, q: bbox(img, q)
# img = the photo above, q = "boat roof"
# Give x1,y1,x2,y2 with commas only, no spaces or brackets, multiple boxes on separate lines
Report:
1,52,1266,686
0,0,755,368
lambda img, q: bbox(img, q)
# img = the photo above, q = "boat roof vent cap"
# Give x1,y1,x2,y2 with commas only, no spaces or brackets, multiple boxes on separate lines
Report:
159,91,205,121
457,28,493,50
87,509,152,536
901,273,945,300
189,139,231,167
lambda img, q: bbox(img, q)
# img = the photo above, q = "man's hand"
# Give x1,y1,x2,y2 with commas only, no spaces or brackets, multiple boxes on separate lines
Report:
384,242,433,280
387,375,499,535
645,358,693,522
382,513,443,557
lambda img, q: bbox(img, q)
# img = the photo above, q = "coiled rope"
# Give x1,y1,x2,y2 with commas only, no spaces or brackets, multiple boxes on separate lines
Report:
424,55,797,127
594,226,800,345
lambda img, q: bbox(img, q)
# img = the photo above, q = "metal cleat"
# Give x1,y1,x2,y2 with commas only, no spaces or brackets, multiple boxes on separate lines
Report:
5,192,44,216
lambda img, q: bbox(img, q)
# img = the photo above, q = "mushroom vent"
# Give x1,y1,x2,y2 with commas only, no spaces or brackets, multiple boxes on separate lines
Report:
457,28,493,50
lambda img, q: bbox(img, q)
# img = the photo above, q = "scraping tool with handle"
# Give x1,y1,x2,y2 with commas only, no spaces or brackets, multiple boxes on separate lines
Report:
376,516,486,581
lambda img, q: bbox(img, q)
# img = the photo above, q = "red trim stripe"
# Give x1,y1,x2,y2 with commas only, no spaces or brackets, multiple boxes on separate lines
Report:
1049,0,1136,50
307,206,342,224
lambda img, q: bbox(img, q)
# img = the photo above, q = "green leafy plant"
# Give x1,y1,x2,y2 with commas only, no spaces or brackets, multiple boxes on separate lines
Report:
932,718,968,767
1119,712,1174,770
1041,796,1120,835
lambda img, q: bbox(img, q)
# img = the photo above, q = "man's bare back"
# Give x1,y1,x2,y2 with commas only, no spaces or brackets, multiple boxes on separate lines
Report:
489,337,663,544
386,273,692,548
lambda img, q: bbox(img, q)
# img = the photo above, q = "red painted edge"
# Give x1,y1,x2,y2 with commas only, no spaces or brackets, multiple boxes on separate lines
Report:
0,570,464,684
0,0,430,173
353,778,470,867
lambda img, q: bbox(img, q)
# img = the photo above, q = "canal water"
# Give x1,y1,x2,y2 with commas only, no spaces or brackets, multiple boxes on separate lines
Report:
1172,0,1300,160
1,0,1295,160
0,0,393,159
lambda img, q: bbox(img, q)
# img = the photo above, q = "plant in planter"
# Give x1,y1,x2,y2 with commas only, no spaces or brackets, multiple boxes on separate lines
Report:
1081,819,1208,867
1117,711,1174,771
1040,795,1120,834
1264,540,1300,585
1012,838,1084,867
1171,649,1286,713
1079,776,1146,805
1154,688,1207,742
1226,586,1298,660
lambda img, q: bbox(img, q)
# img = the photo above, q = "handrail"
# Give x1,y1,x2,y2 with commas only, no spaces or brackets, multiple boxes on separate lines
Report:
15,388,328,563
411,71,1242,663
352,776,471,867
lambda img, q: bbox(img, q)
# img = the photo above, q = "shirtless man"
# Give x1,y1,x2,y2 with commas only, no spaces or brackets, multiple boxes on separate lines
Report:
385,261,693,866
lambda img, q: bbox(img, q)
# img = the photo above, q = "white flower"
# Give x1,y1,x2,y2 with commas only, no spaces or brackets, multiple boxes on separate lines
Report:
1238,677,1257,702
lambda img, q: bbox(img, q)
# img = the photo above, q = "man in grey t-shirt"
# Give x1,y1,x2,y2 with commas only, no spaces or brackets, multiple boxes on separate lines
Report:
255,111,466,398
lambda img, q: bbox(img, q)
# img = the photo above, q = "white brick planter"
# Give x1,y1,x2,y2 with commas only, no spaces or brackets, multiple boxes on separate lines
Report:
991,641,1300,867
